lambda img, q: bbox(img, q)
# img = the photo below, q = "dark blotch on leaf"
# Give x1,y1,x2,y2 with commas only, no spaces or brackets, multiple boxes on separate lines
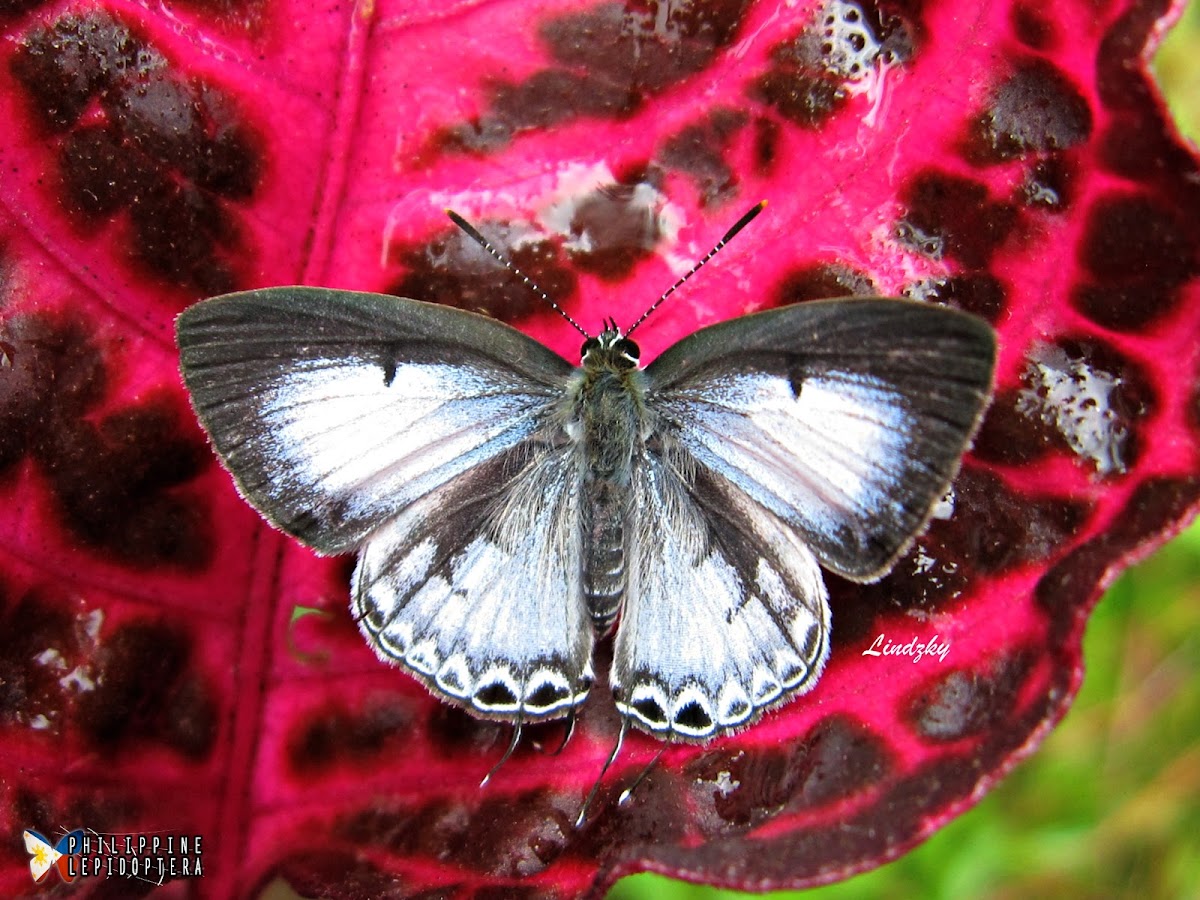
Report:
339,790,574,879
1079,194,1195,283
9,12,141,132
1098,113,1200,196
1020,156,1076,210
1072,193,1196,331
391,219,578,322
10,10,261,294
976,338,1154,477
129,177,240,295
0,314,104,471
455,791,573,878
273,851,411,900
686,714,893,834
967,59,1091,162
753,116,780,173
972,387,1057,466
76,620,216,758
659,108,748,208
907,650,1036,742
919,273,1008,323
948,469,1091,572
0,312,214,568
540,0,749,90
47,398,215,568
776,262,876,305
442,1,751,152
60,125,156,220
1011,2,1057,50
897,170,1017,268
833,468,1090,634
0,589,79,729
752,68,845,129
785,713,895,808
0,0,43,23
288,697,414,774
1037,477,1200,641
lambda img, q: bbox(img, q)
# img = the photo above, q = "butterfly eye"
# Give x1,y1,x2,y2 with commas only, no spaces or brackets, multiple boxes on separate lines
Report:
581,337,600,359
614,338,640,366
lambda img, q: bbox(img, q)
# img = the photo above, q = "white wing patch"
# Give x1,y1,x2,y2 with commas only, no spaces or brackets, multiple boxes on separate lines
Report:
354,446,594,721
612,455,830,740
253,359,548,543
666,370,913,527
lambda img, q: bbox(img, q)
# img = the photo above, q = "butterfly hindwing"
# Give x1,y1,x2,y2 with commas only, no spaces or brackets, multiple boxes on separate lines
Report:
353,437,594,721
612,450,831,739
644,297,997,582
176,287,574,554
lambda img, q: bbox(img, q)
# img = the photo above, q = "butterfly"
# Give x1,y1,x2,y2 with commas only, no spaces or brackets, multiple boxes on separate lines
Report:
175,206,996,744
23,829,84,883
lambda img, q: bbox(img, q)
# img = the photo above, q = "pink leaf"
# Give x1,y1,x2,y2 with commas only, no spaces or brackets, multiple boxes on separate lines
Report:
1,0,1197,897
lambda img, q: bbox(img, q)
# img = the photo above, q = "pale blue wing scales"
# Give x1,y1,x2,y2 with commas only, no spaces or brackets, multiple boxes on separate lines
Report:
353,441,594,721
644,298,996,581
176,287,574,554
612,452,831,740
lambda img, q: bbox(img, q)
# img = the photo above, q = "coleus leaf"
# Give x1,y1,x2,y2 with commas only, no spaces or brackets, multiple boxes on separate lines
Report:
0,0,1197,897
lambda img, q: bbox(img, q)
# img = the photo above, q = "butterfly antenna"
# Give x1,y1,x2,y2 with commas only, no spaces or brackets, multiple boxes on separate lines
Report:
445,209,590,338
480,722,523,788
625,200,767,337
574,719,629,829
617,745,667,807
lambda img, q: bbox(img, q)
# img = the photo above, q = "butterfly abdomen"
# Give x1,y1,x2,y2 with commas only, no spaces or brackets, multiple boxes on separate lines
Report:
582,477,626,633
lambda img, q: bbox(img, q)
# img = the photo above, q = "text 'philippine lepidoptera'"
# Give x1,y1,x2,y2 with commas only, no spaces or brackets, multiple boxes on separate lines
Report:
175,208,996,743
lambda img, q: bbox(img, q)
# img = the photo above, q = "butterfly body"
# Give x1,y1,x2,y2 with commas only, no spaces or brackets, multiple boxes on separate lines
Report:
571,329,647,632
177,287,996,743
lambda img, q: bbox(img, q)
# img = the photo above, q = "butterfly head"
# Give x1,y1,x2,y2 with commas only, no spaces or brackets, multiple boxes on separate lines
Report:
580,319,641,372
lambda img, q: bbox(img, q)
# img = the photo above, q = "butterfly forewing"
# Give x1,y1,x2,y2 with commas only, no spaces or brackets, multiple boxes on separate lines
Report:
644,298,997,582
176,287,573,554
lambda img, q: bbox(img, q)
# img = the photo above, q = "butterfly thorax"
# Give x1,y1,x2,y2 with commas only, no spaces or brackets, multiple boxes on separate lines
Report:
570,328,647,634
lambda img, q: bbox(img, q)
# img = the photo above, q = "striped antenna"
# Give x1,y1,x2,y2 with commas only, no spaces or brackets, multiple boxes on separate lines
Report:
624,200,767,337
445,210,590,338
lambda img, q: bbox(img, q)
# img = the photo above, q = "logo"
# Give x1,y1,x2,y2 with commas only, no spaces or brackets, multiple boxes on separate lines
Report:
22,829,84,883
22,827,204,885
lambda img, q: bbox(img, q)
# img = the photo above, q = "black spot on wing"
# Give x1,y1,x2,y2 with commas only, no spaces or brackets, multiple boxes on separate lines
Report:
674,700,712,731
633,695,667,726
475,681,518,707
526,681,570,710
